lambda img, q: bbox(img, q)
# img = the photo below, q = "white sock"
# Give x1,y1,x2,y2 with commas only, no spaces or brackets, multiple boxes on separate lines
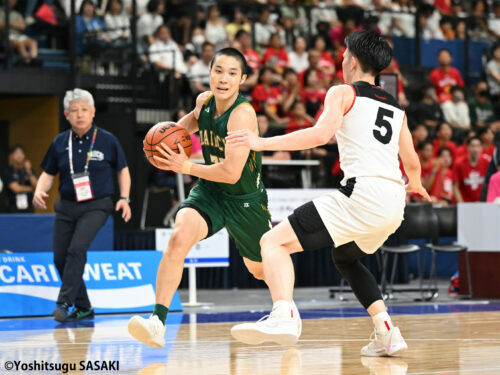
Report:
272,300,294,318
372,311,393,335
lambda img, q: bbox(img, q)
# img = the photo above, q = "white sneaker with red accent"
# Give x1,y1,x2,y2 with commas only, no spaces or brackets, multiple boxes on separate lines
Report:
360,327,408,357
231,303,301,346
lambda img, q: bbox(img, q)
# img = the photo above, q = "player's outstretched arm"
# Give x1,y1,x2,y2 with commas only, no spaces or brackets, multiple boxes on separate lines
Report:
399,116,431,201
226,85,352,151
177,91,212,134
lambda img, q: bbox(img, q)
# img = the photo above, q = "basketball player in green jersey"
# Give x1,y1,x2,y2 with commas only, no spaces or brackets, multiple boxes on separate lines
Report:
128,48,297,348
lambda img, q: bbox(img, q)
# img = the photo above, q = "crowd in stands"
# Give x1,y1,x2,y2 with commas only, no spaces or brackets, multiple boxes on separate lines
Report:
2,0,500,204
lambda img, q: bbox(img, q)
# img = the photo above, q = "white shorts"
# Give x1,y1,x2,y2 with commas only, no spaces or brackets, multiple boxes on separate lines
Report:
313,176,406,254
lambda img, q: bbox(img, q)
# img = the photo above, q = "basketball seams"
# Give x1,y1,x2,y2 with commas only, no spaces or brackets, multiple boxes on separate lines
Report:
154,128,184,145
147,123,161,147
144,123,192,167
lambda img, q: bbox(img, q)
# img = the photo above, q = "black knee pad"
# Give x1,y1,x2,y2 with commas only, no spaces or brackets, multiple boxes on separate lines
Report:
331,241,365,267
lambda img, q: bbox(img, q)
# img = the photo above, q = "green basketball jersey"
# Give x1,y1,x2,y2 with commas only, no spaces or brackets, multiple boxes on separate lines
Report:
197,93,263,195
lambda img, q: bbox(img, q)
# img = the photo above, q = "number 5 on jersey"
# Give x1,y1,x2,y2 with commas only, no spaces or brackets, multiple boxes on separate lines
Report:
373,107,394,145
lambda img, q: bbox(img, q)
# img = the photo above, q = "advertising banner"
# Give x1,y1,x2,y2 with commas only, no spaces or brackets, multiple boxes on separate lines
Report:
0,250,182,317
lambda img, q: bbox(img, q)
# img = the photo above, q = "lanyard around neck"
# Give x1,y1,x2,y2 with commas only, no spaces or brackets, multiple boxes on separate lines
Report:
68,127,98,175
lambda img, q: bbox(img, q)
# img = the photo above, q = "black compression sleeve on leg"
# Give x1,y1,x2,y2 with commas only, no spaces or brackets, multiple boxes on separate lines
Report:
331,242,382,309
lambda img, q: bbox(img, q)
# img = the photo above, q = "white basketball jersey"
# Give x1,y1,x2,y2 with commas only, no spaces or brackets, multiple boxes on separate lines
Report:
335,81,405,185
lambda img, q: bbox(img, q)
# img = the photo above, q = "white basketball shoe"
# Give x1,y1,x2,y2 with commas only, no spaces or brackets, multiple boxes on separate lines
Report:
361,326,408,357
231,301,302,346
128,315,166,348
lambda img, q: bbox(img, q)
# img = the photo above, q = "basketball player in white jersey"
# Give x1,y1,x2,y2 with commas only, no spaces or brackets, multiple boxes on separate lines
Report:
226,30,431,356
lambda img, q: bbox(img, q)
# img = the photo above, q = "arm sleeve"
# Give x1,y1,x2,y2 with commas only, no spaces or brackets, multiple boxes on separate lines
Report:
111,135,128,171
2,167,13,185
40,140,59,175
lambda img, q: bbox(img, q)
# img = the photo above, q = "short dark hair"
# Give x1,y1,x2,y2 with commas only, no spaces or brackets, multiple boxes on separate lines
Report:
467,136,482,145
302,68,317,87
417,140,433,151
438,48,451,56
209,47,248,74
492,42,500,55
439,16,453,26
282,67,297,78
235,30,249,40
437,147,451,157
79,0,95,15
477,126,492,138
201,41,215,52
450,85,464,94
105,0,123,13
146,0,161,13
9,144,25,155
412,123,427,131
437,122,451,133
154,24,168,37
257,66,273,83
344,30,392,75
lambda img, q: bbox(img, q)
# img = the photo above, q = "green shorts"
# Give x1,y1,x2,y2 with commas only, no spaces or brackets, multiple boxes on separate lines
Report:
179,180,272,262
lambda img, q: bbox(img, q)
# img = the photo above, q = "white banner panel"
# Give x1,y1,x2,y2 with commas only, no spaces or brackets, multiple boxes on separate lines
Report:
155,228,229,267
458,203,500,252
267,189,336,222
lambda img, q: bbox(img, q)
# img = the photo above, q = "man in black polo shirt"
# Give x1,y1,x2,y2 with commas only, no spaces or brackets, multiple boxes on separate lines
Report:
3,144,38,213
33,88,131,322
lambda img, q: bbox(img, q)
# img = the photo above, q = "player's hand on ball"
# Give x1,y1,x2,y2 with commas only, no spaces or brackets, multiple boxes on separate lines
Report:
154,143,188,173
226,130,264,151
405,183,432,202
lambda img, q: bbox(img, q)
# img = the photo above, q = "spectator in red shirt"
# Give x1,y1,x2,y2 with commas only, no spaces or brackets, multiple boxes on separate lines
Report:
280,68,301,115
329,17,357,49
261,33,289,74
312,34,335,80
285,100,316,134
433,122,457,159
455,130,477,163
251,67,289,126
453,136,490,202
300,68,327,118
236,30,260,73
298,49,327,88
478,126,495,160
430,147,455,205
411,123,429,151
417,140,435,190
429,48,465,103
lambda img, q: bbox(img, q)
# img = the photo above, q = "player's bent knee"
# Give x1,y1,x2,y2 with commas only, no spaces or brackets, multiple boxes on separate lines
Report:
259,231,274,249
250,268,265,280
166,229,192,261
245,261,265,280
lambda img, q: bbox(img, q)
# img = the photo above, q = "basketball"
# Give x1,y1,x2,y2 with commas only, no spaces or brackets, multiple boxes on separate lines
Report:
143,122,192,167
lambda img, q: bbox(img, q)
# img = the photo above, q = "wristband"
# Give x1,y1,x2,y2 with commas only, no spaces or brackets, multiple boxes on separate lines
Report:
181,161,192,175
119,197,130,203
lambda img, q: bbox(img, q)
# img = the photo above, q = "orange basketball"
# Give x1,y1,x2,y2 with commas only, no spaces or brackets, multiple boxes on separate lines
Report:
143,122,192,167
